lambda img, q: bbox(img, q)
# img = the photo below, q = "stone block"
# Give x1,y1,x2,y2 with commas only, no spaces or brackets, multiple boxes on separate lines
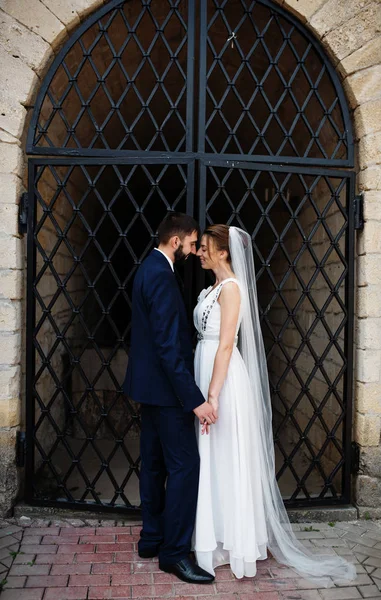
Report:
362,191,381,221
310,0,371,38
0,205,18,236
39,0,82,29
323,2,381,62
0,130,19,144
0,0,66,46
357,222,381,256
0,174,23,204
0,399,20,428
356,475,381,507
0,236,24,270
283,0,327,21
0,47,38,138
344,65,381,109
0,144,23,176
360,446,381,477
359,166,381,191
356,381,381,414
0,299,21,332
355,412,381,446
354,100,381,140
341,36,381,77
356,348,381,383
0,269,23,301
358,254,381,286
0,332,21,365
0,367,20,401
357,285,381,318
0,10,51,74
359,132,381,170
356,317,381,350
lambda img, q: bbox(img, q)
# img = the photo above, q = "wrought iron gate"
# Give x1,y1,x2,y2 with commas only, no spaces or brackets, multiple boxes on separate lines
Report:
25,0,355,512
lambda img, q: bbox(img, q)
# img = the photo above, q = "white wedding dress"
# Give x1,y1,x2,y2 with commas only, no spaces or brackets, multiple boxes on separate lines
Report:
191,228,356,586
193,278,268,579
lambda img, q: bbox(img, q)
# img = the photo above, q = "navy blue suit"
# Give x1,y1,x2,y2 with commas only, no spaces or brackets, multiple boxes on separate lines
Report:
123,249,205,566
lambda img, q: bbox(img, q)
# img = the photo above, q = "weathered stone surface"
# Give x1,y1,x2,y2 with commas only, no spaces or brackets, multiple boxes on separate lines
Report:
359,166,381,191
323,2,381,62
341,36,381,77
0,9,51,74
356,317,381,350
0,144,23,176
0,299,21,332
358,222,381,255
0,367,20,401
360,446,381,477
355,412,381,446
344,65,381,109
0,236,23,269
0,205,18,236
358,285,381,318
283,0,328,21
0,270,23,301
0,0,66,46
354,100,381,140
362,191,381,221
356,348,381,383
0,332,21,365
356,475,381,507
38,0,81,28
310,0,371,38
0,398,20,428
0,130,19,144
359,132,381,170
358,505,381,519
0,174,23,204
358,255,381,286
356,381,381,414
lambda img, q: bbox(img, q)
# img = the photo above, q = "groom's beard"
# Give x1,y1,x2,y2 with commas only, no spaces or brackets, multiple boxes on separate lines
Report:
174,243,191,265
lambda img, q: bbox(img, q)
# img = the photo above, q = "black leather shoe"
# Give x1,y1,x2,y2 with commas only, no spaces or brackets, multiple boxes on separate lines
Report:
159,557,214,583
138,547,159,559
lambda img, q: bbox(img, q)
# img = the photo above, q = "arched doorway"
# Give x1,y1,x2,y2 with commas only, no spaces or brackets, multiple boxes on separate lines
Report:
25,0,355,513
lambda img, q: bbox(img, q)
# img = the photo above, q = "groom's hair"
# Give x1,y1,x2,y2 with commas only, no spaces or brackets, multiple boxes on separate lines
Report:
157,212,199,245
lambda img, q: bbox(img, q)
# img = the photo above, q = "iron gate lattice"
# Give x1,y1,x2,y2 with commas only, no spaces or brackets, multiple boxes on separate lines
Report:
26,0,355,512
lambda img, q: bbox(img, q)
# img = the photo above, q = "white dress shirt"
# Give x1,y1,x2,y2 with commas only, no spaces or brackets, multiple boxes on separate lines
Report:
154,247,174,272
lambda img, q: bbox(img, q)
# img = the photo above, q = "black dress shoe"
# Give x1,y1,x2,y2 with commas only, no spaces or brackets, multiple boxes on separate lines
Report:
138,547,159,558
159,557,214,583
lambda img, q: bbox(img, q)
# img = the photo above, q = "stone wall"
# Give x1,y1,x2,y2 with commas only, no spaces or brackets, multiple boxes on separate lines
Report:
0,0,380,515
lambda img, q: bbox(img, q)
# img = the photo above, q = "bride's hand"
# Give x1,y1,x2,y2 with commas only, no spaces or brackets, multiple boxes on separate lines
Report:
208,393,219,416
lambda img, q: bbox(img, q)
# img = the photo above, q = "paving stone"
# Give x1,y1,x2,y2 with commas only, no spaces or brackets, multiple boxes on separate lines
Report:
319,587,362,599
358,584,381,597
365,558,381,568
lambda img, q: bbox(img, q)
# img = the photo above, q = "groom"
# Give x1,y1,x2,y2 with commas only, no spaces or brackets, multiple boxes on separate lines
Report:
123,212,217,584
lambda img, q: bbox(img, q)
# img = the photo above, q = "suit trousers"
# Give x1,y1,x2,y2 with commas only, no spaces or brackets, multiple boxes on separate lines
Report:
139,404,200,566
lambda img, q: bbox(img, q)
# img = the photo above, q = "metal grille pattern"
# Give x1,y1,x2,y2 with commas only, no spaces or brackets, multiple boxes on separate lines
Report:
30,1,190,153
25,0,355,511
201,161,354,502
199,0,351,163
27,159,190,507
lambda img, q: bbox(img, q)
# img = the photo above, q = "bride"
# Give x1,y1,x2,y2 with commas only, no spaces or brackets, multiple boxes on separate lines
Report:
192,224,356,586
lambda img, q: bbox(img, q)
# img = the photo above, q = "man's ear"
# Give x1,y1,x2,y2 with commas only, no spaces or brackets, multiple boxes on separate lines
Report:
171,235,180,249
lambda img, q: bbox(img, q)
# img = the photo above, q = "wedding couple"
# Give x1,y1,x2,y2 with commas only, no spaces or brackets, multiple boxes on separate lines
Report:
123,212,356,587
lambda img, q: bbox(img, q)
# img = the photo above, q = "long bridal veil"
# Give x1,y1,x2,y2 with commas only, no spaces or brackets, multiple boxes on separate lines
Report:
229,226,356,587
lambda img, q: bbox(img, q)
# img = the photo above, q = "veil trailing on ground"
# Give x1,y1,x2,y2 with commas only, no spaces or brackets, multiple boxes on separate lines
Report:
228,226,356,587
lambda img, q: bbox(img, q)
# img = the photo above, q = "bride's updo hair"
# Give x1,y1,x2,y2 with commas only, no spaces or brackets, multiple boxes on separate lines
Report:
203,224,231,264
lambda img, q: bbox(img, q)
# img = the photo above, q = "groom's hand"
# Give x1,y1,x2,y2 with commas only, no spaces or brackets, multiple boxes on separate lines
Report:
193,401,217,428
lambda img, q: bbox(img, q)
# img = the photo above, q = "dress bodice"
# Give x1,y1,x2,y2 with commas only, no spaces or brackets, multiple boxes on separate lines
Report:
193,278,241,339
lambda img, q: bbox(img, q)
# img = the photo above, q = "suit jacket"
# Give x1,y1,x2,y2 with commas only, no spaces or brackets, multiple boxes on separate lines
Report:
123,249,205,412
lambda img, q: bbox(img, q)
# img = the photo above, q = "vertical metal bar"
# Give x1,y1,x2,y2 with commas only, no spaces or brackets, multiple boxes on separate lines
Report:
342,172,355,503
25,160,37,502
197,0,207,154
186,0,195,153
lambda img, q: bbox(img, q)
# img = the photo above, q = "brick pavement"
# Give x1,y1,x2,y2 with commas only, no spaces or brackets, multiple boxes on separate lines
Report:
0,518,380,599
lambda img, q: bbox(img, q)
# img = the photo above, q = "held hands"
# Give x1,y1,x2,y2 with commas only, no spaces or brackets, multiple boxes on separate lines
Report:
193,401,218,436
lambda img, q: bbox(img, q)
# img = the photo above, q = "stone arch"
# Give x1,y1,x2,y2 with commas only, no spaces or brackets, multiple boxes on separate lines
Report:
0,0,380,516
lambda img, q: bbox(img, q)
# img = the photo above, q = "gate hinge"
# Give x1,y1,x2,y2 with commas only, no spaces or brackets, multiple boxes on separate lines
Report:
354,193,364,231
16,431,26,468
18,192,29,235
350,441,360,474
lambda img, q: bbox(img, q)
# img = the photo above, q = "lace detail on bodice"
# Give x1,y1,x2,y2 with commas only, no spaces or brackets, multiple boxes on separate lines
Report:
194,278,241,338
